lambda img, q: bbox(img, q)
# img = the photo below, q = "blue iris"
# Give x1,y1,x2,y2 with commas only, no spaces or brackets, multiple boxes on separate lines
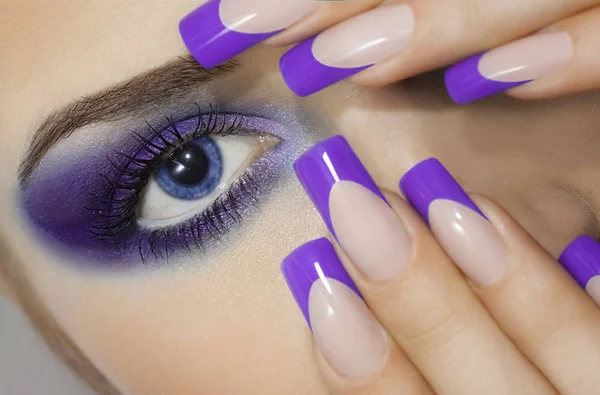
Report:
155,137,223,200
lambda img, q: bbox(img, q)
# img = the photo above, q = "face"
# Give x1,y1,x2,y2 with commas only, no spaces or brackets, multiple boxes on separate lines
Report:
2,1,600,394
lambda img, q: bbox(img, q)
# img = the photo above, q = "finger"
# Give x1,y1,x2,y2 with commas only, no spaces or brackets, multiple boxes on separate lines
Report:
278,0,600,97
507,7,600,101
179,0,318,69
289,135,555,394
444,30,574,104
282,239,434,395
559,236,600,306
264,0,383,46
445,6,600,104
400,159,600,394
179,0,383,69
353,0,600,86
280,2,415,97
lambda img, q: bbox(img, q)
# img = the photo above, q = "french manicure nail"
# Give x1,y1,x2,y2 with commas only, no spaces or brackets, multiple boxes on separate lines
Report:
445,32,573,105
281,238,387,378
400,159,507,287
280,4,415,97
559,235,600,305
295,135,411,281
180,0,315,69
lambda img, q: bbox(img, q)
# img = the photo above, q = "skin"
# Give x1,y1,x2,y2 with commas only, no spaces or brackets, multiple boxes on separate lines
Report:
1,1,600,394
269,0,600,99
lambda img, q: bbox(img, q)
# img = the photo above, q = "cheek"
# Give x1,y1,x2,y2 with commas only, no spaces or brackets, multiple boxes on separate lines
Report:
21,183,329,395
316,89,435,193
62,269,315,395
316,92,591,258
492,184,594,258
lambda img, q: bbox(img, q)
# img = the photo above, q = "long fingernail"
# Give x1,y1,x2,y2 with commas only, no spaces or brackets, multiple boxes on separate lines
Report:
295,135,411,281
280,4,415,97
180,0,315,69
281,238,387,378
445,32,573,105
559,235,600,305
400,159,507,287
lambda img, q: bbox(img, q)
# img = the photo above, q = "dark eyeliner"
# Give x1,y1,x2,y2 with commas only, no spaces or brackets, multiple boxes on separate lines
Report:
87,106,243,244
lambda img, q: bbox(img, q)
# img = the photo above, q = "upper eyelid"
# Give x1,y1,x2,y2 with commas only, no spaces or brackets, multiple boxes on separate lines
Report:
120,112,254,170
18,57,240,188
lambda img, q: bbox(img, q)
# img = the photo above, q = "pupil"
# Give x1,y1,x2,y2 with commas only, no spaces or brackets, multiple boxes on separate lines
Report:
166,143,209,186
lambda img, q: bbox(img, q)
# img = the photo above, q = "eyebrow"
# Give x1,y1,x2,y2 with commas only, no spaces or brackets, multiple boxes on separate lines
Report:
18,56,238,185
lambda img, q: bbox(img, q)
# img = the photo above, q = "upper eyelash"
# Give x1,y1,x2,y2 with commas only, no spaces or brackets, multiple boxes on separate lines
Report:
84,105,249,251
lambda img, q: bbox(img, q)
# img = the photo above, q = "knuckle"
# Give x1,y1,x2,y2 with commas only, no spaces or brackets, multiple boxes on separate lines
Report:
399,305,464,348
502,272,591,345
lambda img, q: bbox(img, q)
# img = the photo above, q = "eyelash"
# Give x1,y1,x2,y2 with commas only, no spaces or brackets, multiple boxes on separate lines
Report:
85,105,260,262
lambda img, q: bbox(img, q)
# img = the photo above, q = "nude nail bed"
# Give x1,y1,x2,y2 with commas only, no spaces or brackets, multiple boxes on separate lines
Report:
180,0,315,69
281,238,387,378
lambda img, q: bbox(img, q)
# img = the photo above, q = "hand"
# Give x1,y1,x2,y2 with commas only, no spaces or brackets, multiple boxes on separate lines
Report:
269,0,600,103
180,0,600,103
281,135,600,394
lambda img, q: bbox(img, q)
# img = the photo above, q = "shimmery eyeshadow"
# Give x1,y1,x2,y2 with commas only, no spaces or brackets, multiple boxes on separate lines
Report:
21,108,316,268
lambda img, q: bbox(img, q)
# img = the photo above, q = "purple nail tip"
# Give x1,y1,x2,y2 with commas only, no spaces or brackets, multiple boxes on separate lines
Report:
400,158,486,225
444,53,531,105
281,237,361,330
179,0,278,69
294,135,386,239
280,37,371,97
559,235,600,289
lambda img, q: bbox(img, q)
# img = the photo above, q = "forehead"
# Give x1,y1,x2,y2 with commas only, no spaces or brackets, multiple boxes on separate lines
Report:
0,0,202,121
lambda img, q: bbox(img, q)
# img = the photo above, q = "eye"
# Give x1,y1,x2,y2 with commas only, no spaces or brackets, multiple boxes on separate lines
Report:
22,109,296,265
156,136,223,200
138,134,260,228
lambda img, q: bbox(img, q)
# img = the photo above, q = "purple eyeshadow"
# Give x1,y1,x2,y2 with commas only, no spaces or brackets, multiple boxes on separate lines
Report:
21,111,302,268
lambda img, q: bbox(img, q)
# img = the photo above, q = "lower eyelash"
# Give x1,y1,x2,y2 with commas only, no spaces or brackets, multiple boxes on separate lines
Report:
137,173,258,263
84,107,262,262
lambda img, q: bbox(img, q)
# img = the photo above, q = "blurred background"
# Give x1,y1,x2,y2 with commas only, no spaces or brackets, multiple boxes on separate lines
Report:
0,294,96,395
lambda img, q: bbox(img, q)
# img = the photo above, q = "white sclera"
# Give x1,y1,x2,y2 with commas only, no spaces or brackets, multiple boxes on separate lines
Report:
137,135,257,227
219,0,315,34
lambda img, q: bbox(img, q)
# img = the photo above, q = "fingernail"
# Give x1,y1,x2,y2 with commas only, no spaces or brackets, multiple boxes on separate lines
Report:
295,135,411,281
400,159,507,287
281,238,387,378
445,32,573,105
180,0,315,69
559,235,600,305
280,4,415,97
